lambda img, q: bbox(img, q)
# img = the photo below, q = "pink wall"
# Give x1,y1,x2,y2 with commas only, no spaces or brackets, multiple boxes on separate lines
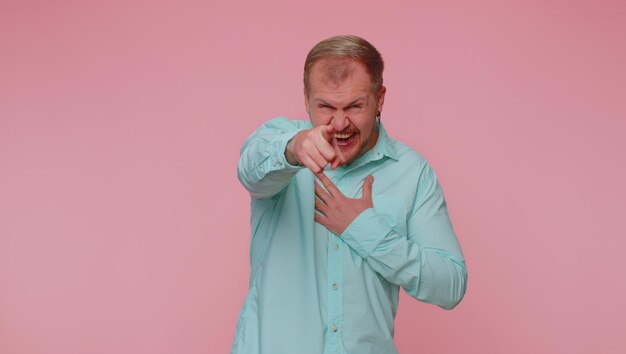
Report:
1,1,625,353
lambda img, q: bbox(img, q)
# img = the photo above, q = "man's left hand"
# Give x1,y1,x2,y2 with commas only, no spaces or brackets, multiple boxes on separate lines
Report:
314,172,374,235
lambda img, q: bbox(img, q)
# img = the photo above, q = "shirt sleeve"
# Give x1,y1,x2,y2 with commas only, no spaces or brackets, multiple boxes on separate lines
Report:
237,117,308,199
340,163,468,310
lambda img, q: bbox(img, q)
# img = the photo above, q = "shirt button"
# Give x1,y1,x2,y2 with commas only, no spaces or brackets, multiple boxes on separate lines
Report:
332,283,338,290
331,324,338,332
333,243,339,251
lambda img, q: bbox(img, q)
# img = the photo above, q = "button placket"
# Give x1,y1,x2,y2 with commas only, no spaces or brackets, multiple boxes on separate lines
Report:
327,233,342,338
326,174,344,346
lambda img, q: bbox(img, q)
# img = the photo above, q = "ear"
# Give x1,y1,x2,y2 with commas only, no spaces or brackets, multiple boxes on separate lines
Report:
377,85,386,112
304,87,311,118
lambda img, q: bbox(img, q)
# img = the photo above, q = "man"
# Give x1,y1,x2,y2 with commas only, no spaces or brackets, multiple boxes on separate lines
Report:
232,35,467,354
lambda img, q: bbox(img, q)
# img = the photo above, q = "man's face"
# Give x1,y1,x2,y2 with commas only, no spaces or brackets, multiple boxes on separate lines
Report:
305,58,386,166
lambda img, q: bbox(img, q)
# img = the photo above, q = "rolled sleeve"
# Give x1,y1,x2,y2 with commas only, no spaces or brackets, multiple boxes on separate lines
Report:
238,117,309,199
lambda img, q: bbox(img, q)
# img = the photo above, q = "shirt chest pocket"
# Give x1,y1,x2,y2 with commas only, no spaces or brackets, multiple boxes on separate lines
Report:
372,195,408,237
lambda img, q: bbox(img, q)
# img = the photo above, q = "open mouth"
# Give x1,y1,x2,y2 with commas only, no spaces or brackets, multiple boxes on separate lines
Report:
334,132,356,144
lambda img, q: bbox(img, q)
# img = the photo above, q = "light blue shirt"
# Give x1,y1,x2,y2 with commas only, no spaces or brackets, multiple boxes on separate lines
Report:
232,117,467,354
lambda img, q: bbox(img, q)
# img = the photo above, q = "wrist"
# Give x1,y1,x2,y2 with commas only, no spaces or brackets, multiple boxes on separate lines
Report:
284,138,300,166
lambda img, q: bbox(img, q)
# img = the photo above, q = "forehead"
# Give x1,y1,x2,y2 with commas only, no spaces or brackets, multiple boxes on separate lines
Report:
308,58,374,99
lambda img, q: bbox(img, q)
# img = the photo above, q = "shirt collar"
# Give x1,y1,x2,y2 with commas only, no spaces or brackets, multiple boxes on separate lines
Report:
331,120,399,173
369,120,399,161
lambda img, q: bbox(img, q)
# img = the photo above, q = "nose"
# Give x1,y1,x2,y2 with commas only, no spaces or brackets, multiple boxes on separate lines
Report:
331,110,349,131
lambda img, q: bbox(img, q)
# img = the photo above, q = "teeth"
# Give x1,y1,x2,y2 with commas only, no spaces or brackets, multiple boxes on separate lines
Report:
334,132,354,139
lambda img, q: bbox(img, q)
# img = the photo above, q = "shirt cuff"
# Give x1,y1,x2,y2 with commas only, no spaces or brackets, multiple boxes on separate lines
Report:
262,129,306,173
340,208,392,259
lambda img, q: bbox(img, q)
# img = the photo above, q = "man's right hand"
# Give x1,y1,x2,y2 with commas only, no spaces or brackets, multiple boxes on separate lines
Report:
285,125,343,173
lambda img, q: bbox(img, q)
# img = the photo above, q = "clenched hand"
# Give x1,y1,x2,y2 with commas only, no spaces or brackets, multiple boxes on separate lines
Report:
285,125,345,172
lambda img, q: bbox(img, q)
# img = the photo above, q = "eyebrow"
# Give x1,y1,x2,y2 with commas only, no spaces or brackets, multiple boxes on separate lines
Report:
315,97,367,107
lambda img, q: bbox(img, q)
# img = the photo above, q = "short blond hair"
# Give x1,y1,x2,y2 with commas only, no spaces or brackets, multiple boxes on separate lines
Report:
304,35,384,93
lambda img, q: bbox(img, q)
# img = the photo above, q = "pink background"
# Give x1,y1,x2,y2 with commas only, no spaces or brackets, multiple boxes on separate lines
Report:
2,1,625,353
